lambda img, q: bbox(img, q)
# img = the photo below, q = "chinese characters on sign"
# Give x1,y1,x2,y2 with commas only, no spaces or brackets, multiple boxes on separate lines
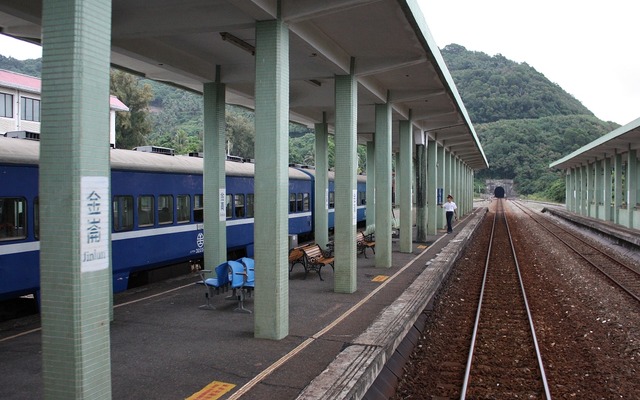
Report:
81,177,109,272
219,188,226,221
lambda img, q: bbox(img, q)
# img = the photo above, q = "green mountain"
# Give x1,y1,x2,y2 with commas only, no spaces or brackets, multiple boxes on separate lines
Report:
440,44,619,200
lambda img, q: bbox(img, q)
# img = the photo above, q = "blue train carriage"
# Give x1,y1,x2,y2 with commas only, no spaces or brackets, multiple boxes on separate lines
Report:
0,135,318,302
291,166,368,234
0,136,40,302
222,160,313,258
109,147,206,291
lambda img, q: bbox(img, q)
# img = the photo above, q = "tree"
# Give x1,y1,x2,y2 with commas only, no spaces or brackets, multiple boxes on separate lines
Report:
110,70,154,149
226,106,255,158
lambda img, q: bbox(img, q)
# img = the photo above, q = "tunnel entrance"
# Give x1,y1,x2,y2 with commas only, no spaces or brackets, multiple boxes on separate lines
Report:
494,186,505,198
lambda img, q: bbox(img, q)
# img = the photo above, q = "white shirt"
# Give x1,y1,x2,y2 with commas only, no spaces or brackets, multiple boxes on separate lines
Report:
443,201,457,212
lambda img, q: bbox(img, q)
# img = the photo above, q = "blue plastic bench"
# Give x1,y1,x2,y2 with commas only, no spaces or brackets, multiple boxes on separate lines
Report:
197,262,232,310
231,258,255,313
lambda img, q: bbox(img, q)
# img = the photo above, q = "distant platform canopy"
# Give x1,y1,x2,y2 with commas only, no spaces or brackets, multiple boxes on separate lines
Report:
549,117,640,230
549,117,640,170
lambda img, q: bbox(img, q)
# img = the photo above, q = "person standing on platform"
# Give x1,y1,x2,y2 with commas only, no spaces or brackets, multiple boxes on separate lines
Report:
443,195,457,234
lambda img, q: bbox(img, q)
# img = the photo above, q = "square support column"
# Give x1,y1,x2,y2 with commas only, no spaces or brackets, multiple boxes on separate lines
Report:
203,74,227,268
437,144,445,229
427,138,438,235
253,19,289,340
314,121,329,248
565,169,573,212
595,159,603,220
627,149,637,228
366,140,376,228
415,141,427,241
398,120,413,253
614,153,622,224
334,72,358,292
40,0,113,397
603,157,612,222
374,103,392,268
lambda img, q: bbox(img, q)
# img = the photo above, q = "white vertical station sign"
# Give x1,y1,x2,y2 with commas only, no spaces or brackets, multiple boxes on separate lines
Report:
219,188,226,221
325,188,329,210
81,176,109,272
352,189,357,225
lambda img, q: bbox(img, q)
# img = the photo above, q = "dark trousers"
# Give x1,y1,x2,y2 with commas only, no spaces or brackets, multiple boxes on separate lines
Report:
446,211,454,233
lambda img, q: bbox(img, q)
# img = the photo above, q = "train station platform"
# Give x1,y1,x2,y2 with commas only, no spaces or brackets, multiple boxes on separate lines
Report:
0,205,489,400
542,205,640,248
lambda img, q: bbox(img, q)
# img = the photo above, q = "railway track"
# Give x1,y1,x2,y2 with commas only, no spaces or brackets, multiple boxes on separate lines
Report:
461,199,551,399
511,200,640,303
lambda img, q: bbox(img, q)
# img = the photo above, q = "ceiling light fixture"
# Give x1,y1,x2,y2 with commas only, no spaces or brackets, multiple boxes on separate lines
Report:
220,32,255,56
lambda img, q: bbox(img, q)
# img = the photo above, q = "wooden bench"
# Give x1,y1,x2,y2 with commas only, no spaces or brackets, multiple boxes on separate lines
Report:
288,246,306,278
356,231,375,258
301,244,334,281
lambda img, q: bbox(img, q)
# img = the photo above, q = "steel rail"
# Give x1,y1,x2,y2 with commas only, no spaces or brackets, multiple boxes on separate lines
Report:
460,199,552,400
511,201,640,303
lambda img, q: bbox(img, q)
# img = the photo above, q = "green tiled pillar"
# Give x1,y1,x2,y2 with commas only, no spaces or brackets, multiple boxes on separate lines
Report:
564,168,575,211
595,160,603,220
614,153,622,224
586,162,594,217
453,157,459,211
415,140,427,241
366,140,376,228
334,71,358,293
436,144,445,230
580,165,588,215
426,138,437,235
627,150,637,228
603,158,612,222
254,19,289,339
398,120,412,253
447,152,453,203
203,74,227,269
314,121,329,248
571,168,578,212
374,103,392,268
40,0,112,398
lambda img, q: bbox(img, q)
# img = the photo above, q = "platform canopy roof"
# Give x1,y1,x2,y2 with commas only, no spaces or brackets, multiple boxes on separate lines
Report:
0,0,488,170
550,116,640,170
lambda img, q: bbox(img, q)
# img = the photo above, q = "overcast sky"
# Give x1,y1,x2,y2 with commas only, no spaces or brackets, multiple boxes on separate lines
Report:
1,1,637,125
417,0,638,126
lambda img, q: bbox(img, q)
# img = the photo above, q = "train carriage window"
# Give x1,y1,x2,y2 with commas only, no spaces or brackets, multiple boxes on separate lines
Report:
0,197,27,241
246,194,254,218
158,195,174,225
296,193,303,212
329,191,335,209
226,194,232,219
234,194,245,218
177,195,191,223
137,195,155,227
113,196,134,231
194,194,204,222
302,193,310,212
289,193,296,213
358,191,366,205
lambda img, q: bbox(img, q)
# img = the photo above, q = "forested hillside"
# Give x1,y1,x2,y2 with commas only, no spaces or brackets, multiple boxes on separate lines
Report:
1,46,621,201
440,44,619,200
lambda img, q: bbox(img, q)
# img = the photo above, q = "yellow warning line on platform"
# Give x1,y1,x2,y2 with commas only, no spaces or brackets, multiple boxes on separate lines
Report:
186,381,235,400
372,275,389,282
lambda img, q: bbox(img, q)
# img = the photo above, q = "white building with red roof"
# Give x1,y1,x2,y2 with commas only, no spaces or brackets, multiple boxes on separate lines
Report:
0,69,129,146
